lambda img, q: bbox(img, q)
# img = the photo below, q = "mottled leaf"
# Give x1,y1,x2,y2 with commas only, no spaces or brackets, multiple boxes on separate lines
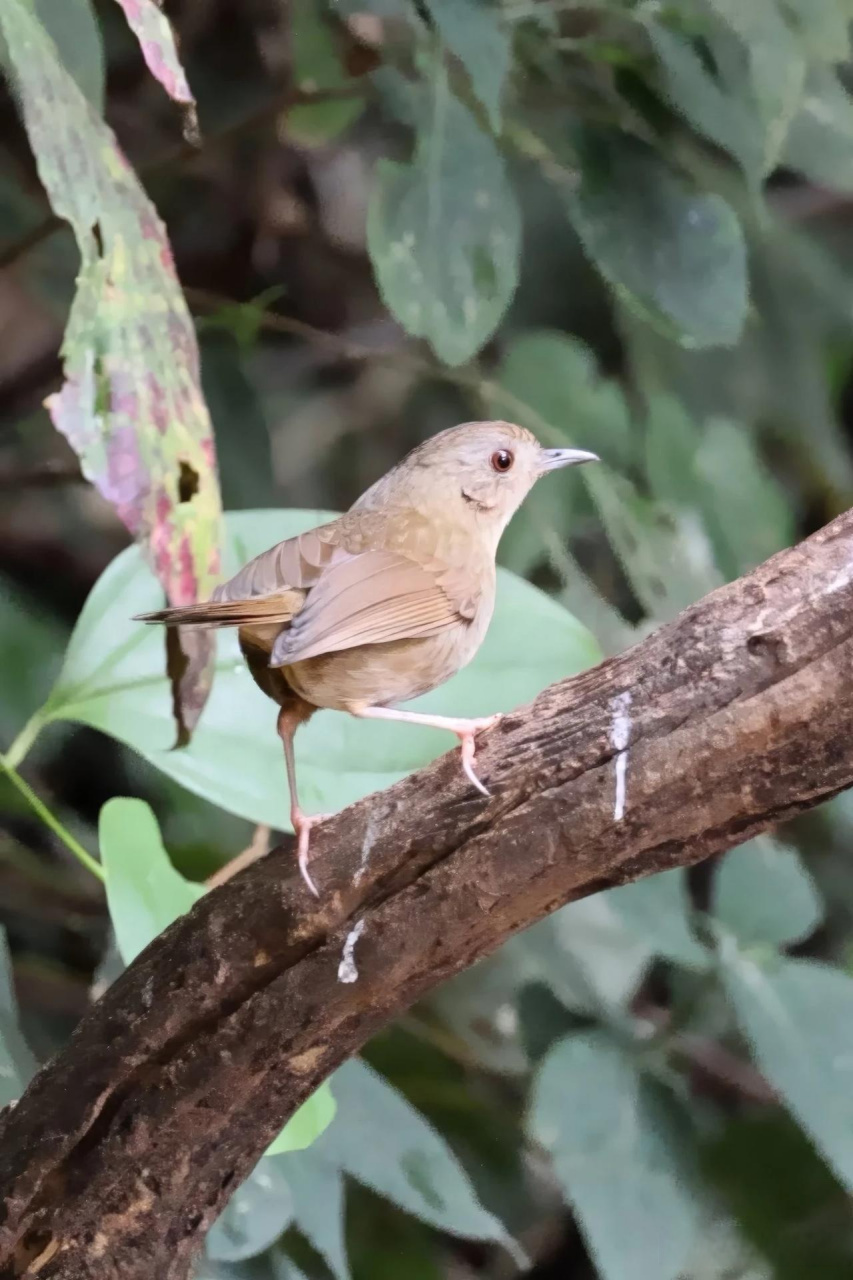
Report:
528,1031,701,1280
565,126,748,349
0,0,223,744
113,0,199,141
713,836,823,949
422,0,510,132
367,66,520,365
42,509,599,829
722,949,853,1192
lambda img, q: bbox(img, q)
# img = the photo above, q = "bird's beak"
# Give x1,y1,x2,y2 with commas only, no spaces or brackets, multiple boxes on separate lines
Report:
538,447,600,473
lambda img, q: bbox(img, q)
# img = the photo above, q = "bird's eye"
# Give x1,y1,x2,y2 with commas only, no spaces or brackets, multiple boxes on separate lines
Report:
491,449,514,473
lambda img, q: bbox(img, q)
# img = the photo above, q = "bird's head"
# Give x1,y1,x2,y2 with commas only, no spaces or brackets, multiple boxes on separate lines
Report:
370,420,598,546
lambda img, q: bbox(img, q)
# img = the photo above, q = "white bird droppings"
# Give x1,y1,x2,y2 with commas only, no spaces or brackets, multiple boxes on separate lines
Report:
338,919,365,984
610,691,632,822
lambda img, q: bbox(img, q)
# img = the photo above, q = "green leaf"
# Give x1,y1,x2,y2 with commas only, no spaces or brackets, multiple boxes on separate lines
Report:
286,0,364,145
0,0,223,744
100,797,205,965
784,67,853,191
604,869,710,971
0,575,65,749
645,20,762,179
45,509,599,829
367,66,520,365
422,0,510,132
273,1147,351,1280
206,1162,293,1264
780,0,853,58
705,0,805,171
713,836,823,949
0,928,37,1108
34,0,104,110
497,330,633,467
265,1083,337,1156
585,465,722,621
312,1059,514,1250
565,126,748,349
517,896,655,1014
528,1031,701,1280
722,951,853,1192
644,401,793,580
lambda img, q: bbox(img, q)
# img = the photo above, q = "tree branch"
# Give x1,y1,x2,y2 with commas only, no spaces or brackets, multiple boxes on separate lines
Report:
2,510,853,1278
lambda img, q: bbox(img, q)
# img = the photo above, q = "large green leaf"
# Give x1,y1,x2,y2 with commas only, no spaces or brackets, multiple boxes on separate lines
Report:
528,1031,701,1280
367,67,521,365
0,0,223,742
421,0,510,132
722,950,853,1192
38,509,599,829
713,836,823,949
565,126,748,349
265,1086,337,1157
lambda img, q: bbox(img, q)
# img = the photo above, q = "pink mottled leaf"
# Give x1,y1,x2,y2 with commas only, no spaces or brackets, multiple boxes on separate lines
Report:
0,0,223,744
112,0,199,143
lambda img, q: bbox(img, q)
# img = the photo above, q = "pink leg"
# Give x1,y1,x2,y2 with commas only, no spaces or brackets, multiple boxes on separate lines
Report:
277,707,332,897
351,706,501,798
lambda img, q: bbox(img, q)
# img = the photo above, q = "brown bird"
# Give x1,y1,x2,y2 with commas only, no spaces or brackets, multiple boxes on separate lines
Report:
136,422,597,894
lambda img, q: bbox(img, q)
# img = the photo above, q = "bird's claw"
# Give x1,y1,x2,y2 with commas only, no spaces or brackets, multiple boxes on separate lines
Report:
458,714,501,798
292,808,333,897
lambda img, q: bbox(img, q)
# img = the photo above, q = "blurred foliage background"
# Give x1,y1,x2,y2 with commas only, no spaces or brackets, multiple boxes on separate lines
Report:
4,1,853,1278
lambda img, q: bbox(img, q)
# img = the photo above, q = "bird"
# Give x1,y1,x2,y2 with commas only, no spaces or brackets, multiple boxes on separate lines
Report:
136,421,597,895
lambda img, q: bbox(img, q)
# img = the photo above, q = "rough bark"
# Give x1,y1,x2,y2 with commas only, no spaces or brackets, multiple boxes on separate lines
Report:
2,510,853,1279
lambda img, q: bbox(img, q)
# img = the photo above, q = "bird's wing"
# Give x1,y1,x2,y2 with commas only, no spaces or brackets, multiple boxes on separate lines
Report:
133,523,340,629
270,548,479,667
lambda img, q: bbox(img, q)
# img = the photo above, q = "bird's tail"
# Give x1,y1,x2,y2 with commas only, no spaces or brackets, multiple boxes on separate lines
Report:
134,594,300,630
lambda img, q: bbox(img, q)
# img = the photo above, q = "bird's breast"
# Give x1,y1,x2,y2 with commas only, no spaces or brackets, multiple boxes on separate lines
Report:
284,596,494,713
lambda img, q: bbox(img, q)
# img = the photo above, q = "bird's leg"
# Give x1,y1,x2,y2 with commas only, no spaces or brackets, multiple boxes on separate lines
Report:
351,706,500,798
277,704,330,897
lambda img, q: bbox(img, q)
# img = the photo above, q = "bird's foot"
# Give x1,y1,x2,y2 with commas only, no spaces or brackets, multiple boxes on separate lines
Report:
454,714,502,799
292,806,334,897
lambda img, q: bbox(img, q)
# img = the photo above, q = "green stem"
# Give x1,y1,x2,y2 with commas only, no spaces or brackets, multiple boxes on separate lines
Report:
4,709,46,770
0,752,105,884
